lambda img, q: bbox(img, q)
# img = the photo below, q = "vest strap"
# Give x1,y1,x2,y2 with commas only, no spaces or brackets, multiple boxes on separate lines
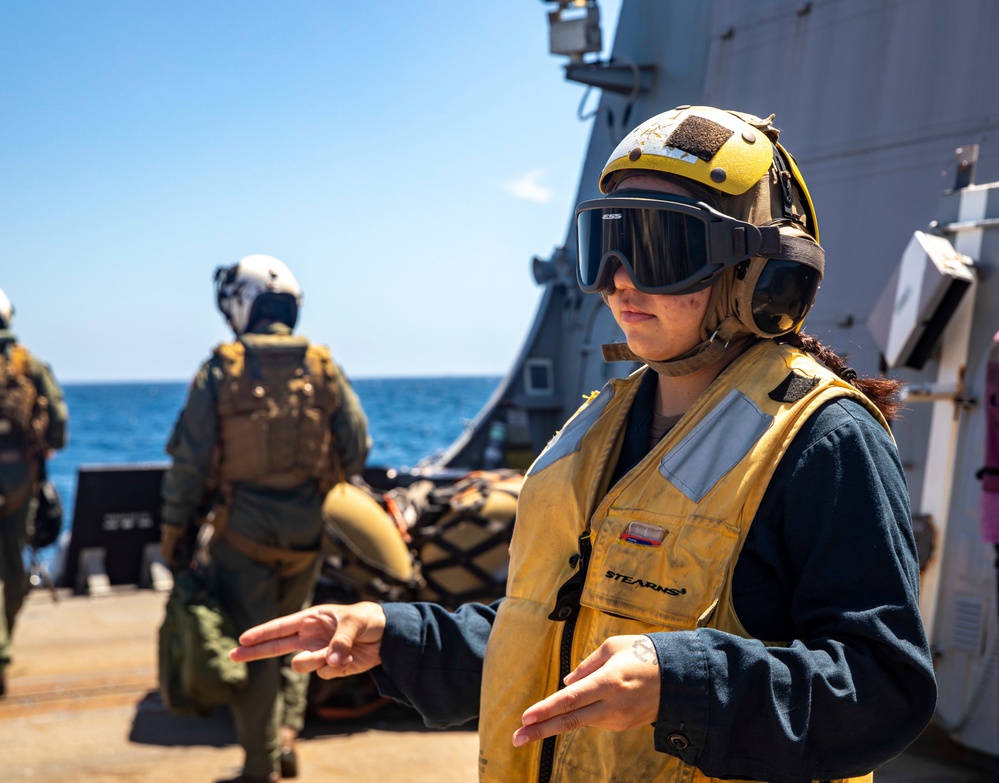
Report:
602,323,751,377
221,527,319,578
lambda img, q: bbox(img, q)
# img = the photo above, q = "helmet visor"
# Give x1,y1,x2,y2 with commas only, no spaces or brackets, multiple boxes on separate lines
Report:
575,194,764,295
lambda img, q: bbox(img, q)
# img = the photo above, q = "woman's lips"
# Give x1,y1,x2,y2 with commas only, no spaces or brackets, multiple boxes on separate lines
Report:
617,302,655,324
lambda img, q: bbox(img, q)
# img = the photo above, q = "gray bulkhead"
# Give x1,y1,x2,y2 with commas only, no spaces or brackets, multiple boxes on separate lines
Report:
436,0,999,757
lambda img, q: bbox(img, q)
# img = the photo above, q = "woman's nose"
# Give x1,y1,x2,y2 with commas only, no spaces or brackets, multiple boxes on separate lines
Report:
612,263,636,291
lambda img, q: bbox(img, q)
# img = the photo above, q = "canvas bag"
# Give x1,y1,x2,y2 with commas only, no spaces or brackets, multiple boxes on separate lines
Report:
158,566,247,717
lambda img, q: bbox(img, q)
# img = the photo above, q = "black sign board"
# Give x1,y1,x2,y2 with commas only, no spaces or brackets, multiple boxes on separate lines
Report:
58,463,168,591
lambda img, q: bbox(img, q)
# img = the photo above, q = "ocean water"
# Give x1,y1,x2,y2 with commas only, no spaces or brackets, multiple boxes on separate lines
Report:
37,375,501,569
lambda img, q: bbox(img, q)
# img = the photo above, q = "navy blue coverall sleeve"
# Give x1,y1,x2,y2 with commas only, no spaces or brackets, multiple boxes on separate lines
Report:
373,599,499,728
648,399,937,782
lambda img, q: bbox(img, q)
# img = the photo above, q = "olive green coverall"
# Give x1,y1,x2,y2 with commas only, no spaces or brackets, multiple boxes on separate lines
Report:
0,331,69,689
161,323,370,778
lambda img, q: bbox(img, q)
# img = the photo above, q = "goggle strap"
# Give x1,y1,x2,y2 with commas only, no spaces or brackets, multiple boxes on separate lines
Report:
758,226,781,257
602,341,641,363
774,233,825,275
601,338,727,377
755,227,824,275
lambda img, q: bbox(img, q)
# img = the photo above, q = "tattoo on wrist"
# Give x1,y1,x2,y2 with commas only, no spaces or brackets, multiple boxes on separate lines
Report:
632,638,655,663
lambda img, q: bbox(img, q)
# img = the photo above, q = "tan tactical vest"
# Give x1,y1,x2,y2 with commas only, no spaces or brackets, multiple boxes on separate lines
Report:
479,341,885,783
212,336,342,494
0,344,49,456
0,344,48,516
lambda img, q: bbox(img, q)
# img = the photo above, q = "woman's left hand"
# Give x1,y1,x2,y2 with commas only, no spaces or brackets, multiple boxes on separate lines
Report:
512,634,661,747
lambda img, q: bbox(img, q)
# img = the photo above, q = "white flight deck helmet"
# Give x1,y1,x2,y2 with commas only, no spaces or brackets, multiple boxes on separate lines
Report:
0,288,14,330
214,254,303,336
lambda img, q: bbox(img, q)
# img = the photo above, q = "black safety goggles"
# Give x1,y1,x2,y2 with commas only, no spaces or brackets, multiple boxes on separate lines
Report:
575,193,772,295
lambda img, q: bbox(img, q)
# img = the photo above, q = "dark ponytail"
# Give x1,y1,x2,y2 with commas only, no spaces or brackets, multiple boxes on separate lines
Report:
781,332,905,422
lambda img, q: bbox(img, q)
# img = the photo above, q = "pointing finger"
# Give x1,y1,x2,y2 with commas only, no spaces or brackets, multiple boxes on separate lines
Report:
231,636,307,663
236,609,315,646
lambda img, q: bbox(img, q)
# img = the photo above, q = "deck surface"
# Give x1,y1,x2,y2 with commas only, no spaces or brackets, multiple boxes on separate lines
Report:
1,587,994,783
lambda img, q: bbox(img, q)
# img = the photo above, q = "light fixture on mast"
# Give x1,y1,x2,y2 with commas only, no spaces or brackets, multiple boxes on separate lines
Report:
547,0,603,63
544,0,655,99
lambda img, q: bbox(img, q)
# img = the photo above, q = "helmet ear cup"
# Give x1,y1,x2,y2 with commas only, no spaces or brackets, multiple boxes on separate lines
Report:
732,230,822,337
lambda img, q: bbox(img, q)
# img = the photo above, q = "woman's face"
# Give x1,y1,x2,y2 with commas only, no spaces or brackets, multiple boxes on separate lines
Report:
604,174,712,361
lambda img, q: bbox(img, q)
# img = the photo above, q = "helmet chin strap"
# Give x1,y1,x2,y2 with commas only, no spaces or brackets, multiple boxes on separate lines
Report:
602,317,751,377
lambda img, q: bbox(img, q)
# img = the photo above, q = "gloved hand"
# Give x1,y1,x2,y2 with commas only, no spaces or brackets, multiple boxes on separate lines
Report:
160,523,186,567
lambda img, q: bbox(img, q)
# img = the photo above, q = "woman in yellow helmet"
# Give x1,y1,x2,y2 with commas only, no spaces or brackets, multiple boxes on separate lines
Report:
231,107,936,783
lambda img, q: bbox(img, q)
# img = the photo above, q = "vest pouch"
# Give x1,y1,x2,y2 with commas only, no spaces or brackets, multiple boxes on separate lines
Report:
0,376,35,442
266,399,299,473
580,509,740,632
219,412,271,479
0,347,45,454
287,404,332,477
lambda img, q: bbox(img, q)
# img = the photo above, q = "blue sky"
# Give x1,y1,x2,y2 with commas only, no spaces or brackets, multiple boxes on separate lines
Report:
1,1,621,382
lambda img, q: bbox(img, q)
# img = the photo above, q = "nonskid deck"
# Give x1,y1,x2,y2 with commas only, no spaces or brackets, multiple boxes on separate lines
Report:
0,587,993,783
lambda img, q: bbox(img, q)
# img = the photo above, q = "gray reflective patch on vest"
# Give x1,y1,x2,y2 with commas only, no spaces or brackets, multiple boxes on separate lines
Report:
659,389,773,502
527,384,616,476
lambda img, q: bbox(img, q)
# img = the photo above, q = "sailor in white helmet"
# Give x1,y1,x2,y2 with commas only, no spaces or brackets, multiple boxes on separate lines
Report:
0,287,68,699
160,256,370,783
230,109,936,783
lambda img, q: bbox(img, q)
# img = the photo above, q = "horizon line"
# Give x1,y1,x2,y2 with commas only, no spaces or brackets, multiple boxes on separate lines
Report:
60,373,507,386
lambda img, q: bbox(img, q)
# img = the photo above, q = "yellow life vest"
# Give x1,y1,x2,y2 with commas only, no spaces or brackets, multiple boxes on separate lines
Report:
212,335,342,494
479,341,885,783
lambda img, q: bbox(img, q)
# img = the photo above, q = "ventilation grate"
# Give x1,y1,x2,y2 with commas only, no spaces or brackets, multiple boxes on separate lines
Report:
951,595,985,654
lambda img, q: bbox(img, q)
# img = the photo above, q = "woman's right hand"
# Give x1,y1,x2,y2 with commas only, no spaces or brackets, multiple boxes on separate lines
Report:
229,601,387,679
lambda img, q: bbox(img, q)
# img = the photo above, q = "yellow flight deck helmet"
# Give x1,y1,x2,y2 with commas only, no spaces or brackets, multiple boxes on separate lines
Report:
577,106,825,373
